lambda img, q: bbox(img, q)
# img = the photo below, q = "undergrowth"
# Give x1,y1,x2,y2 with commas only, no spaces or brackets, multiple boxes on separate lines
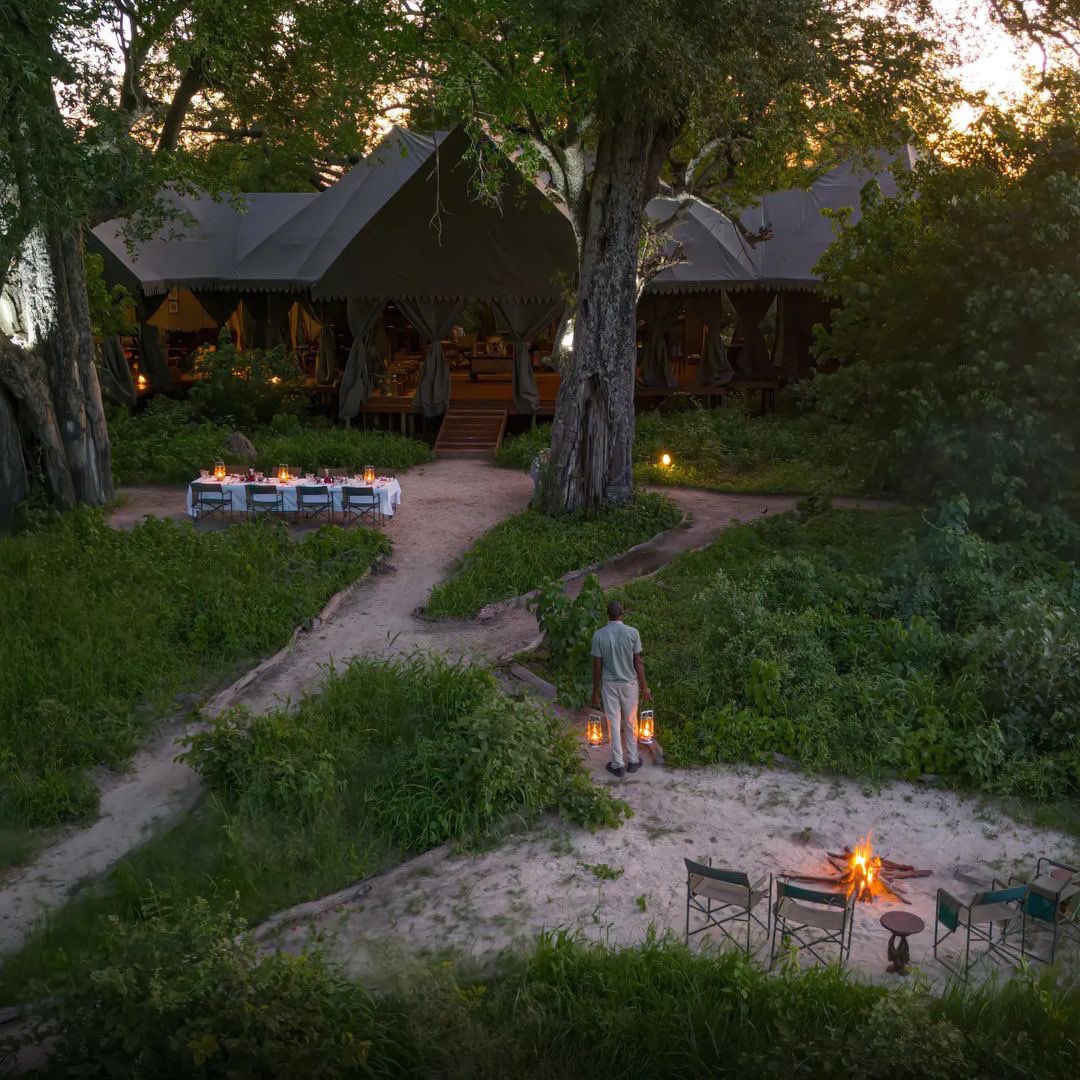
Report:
109,397,432,485
496,396,870,495
424,492,681,618
0,510,389,836
10,919,1079,1078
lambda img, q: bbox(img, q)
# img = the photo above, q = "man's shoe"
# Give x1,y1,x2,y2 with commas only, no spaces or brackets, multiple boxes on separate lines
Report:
606,762,626,778
627,759,643,773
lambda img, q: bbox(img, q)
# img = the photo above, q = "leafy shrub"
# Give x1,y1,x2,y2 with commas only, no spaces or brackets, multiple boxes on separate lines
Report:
109,397,432,485
425,493,681,618
187,328,307,427
0,509,389,832
23,897,414,1078
528,575,607,708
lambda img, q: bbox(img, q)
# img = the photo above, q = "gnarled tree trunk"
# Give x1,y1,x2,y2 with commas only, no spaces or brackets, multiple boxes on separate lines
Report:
539,113,675,514
0,224,114,524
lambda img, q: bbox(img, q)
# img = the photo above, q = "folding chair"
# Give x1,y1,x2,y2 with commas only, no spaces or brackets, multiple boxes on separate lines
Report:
295,485,333,524
933,881,1027,980
190,482,233,522
1010,858,1080,964
341,485,383,526
684,858,770,955
770,881,854,969
245,483,284,519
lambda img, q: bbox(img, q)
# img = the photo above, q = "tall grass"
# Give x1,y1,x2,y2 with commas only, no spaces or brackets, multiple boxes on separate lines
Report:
424,492,682,618
0,656,627,1004
16,922,1080,1077
0,510,389,835
109,398,432,485
496,397,871,495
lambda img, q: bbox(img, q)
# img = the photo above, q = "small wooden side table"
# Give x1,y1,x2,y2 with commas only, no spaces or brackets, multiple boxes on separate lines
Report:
880,910,925,976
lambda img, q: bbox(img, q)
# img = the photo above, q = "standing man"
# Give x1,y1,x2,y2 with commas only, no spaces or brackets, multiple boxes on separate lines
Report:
591,600,652,778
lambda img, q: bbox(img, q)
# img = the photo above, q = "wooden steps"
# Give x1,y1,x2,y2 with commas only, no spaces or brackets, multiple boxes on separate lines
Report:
434,403,509,459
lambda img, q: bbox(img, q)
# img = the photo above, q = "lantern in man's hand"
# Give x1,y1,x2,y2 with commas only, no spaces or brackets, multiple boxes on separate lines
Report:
637,709,656,744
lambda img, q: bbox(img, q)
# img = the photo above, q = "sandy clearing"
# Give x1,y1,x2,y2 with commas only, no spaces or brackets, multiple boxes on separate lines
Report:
265,749,1080,985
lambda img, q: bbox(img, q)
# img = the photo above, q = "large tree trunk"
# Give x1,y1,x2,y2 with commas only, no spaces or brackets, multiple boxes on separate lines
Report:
0,225,115,524
539,113,675,514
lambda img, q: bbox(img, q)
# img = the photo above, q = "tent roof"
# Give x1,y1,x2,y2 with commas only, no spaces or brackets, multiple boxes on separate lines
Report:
647,148,913,294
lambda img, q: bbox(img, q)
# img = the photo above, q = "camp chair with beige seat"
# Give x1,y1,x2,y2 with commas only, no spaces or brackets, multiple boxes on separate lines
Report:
340,486,383,526
295,484,333,524
190,482,233,522
245,483,283,519
684,858,771,955
770,880,855,969
1009,858,1080,965
933,881,1027,980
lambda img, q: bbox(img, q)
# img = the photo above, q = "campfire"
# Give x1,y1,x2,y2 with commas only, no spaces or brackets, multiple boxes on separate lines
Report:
785,833,931,904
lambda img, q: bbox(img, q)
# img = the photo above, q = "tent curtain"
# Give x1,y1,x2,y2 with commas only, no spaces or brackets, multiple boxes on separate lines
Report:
772,292,828,379
639,295,683,387
134,291,171,389
728,290,776,377
99,335,136,408
493,299,561,413
693,293,734,387
264,293,293,349
237,298,257,350
396,298,463,417
337,297,386,420
192,290,240,336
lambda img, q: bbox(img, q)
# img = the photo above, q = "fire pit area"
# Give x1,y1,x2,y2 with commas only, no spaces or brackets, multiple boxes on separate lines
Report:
783,834,932,905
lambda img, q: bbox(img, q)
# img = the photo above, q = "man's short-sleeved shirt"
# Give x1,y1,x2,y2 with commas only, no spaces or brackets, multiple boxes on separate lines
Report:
590,621,642,683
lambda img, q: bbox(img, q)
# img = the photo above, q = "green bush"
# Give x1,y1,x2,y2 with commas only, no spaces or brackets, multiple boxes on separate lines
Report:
21,926,1080,1078
0,510,389,832
187,329,307,427
495,398,871,495
535,501,1079,799
425,493,681,618
528,574,607,708
109,397,433,485
19,897,415,1078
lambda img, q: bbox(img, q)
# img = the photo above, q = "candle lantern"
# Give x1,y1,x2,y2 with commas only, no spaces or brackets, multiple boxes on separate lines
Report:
586,713,605,747
277,463,290,483
363,464,376,484
637,709,656,744
213,459,227,481
135,372,148,391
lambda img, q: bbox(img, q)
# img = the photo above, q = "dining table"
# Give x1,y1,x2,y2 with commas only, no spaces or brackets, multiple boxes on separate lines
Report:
187,474,402,519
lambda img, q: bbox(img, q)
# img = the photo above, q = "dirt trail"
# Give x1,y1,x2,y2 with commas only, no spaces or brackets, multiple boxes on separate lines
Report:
0,464,887,957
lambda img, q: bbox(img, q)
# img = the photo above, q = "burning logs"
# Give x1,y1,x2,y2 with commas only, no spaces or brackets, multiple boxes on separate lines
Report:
783,836,931,905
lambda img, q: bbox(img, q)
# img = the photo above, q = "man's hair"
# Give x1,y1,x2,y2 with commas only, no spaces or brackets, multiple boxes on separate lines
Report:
607,600,624,620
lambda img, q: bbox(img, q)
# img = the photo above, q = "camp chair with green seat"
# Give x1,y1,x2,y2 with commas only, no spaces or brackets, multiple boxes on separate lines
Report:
684,858,771,955
933,881,1028,980
1009,858,1080,965
245,483,284,519
295,484,333,524
341,485,383,526
190,482,233,522
769,880,854,969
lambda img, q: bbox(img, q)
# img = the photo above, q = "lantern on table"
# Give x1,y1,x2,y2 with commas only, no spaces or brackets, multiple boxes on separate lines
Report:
637,709,656,744
586,712,605,747
277,463,290,483
213,459,227,481
363,464,376,485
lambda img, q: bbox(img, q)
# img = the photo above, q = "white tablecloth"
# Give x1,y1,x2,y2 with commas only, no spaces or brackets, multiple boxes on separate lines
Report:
187,476,402,519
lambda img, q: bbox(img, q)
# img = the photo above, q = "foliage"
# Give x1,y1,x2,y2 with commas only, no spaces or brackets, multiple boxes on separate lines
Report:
0,508,389,833
19,897,413,1079
14,928,1080,1078
538,503,1079,799
83,252,134,337
496,400,871,496
424,493,681,618
186,328,308,427
814,103,1080,536
528,574,607,708
108,397,432,484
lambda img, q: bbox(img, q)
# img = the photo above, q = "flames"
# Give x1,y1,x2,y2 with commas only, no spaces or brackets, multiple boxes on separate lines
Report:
846,835,883,902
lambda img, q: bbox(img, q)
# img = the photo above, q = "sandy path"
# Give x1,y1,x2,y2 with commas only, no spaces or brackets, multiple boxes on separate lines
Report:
266,750,1080,985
